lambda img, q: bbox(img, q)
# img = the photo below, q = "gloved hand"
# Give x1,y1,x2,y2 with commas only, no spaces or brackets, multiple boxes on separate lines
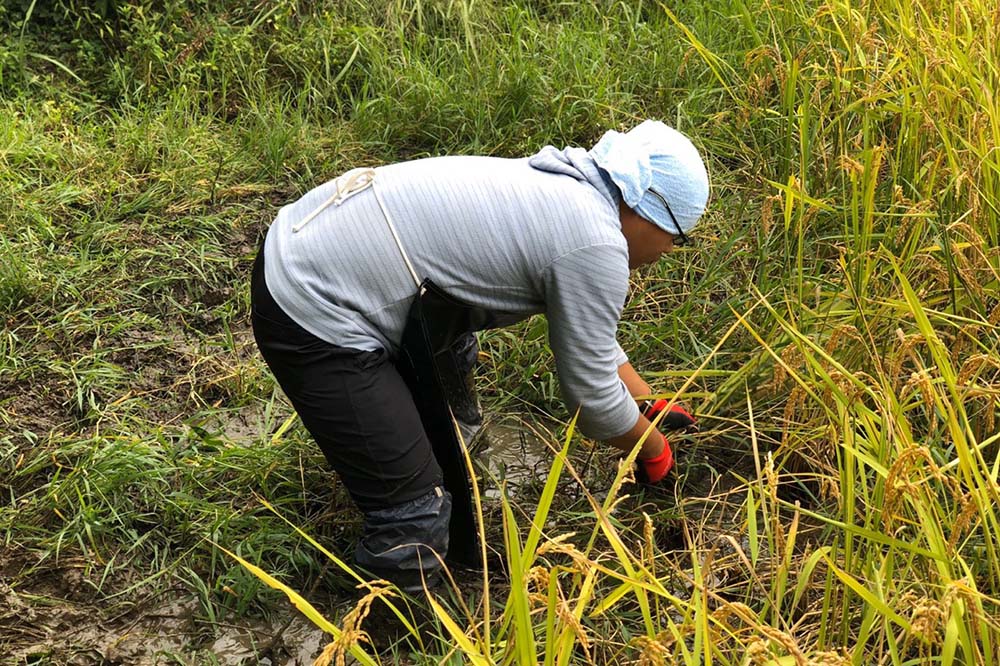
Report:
641,399,698,432
635,400,697,484
636,432,674,483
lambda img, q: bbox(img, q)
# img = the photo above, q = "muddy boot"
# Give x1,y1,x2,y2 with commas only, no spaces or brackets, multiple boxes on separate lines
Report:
354,487,452,594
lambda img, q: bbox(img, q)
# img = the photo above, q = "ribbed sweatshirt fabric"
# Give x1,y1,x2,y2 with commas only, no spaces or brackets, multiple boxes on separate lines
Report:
263,146,641,440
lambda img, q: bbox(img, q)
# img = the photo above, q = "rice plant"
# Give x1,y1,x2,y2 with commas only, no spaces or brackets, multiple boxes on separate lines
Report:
1,0,996,663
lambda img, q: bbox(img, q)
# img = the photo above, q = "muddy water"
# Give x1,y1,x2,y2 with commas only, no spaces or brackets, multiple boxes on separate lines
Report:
473,420,554,500
207,613,328,665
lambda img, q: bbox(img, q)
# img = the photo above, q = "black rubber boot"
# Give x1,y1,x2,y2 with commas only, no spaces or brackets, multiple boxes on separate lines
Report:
354,487,452,594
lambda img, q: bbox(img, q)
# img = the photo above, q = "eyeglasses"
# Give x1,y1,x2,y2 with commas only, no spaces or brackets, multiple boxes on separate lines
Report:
648,188,691,247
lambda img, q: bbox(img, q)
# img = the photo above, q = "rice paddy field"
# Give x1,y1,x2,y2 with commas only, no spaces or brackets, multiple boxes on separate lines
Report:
1,0,998,664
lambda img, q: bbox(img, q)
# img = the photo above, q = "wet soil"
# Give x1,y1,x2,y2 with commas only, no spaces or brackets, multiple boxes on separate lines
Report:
471,417,555,500
1,582,329,665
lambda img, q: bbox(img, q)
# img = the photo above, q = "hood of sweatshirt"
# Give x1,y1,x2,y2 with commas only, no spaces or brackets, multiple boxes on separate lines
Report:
527,145,621,212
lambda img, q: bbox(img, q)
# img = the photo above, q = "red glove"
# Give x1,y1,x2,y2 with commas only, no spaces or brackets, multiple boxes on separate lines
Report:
637,432,674,483
641,399,698,432
635,401,696,484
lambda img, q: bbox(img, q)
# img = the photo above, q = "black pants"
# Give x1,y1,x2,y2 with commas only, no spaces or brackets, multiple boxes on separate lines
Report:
250,250,444,512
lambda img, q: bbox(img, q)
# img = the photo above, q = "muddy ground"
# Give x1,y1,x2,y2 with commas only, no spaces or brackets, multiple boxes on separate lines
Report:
2,408,771,665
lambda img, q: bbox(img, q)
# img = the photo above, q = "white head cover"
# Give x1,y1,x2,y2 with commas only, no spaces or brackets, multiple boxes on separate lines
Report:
589,120,709,235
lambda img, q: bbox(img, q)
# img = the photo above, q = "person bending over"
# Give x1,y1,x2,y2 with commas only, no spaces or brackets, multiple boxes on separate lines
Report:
250,120,708,591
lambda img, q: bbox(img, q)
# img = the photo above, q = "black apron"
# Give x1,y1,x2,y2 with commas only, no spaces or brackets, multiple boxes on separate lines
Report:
396,278,496,569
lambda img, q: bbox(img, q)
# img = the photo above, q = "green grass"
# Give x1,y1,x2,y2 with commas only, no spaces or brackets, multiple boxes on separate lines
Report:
1,0,998,663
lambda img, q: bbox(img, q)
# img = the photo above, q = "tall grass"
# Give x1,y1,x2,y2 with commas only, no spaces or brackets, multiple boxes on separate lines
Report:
1,0,997,663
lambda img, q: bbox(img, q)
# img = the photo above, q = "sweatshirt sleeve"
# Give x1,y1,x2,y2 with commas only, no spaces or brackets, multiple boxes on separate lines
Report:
541,244,640,440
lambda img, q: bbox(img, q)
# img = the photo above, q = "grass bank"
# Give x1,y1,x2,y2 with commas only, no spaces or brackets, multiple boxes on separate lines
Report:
1,0,997,664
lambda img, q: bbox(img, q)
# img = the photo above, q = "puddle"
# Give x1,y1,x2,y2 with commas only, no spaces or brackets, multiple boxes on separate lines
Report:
207,613,328,665
473,419,554,500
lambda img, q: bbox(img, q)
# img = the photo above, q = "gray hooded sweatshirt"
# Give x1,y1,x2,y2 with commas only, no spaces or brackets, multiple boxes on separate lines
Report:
263,146,641,440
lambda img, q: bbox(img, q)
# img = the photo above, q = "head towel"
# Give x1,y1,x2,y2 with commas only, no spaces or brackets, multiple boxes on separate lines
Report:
589,120,709,235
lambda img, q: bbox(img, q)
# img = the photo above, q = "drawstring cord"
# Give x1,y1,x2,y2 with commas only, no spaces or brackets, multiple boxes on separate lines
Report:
370,177,421,288
292,167,376,233
291,166,421,288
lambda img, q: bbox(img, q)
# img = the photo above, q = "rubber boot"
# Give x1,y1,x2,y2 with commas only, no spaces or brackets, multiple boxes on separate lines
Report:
354,487,452,594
